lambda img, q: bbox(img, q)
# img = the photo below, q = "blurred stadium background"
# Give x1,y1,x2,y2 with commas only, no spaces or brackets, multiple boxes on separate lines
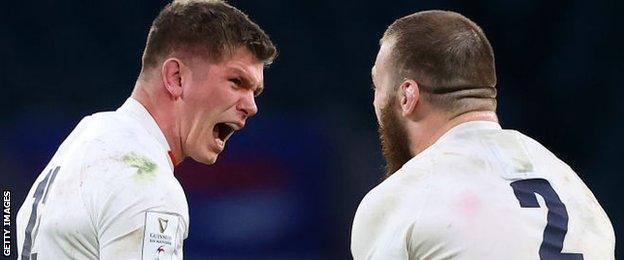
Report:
2,0,622,259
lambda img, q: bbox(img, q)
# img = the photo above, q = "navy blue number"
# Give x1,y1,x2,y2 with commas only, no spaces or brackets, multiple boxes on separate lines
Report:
21,166,60,260
510,178,583,260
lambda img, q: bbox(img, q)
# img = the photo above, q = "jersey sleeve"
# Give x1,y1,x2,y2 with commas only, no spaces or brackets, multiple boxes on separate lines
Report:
79,147,187,260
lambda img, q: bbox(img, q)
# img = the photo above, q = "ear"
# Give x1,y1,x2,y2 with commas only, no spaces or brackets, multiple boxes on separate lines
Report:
161,58,184,99
399,79,420,118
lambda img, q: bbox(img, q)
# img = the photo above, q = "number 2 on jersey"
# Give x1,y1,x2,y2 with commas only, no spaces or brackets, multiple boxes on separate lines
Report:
510,178,583,260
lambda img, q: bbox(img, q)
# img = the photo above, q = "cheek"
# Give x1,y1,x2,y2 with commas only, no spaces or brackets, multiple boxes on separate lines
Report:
186,87,221,116
202,83,236,107
181,97,216,137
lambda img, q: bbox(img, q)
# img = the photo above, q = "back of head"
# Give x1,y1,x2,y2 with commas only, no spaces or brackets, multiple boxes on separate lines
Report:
141,0,276,72
382,10,497,114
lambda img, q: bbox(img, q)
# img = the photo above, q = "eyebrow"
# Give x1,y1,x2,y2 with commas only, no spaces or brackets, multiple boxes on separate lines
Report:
254,84,264,97
229,67,264,96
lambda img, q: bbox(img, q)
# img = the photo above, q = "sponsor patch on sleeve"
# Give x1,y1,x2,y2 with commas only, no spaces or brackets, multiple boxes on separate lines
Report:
142,211,180,260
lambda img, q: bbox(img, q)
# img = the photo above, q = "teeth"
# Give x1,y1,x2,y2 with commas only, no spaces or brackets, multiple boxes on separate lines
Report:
225,122,241,131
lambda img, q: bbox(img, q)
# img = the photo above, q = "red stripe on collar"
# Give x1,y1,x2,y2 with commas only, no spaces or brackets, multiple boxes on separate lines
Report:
167,150,177,166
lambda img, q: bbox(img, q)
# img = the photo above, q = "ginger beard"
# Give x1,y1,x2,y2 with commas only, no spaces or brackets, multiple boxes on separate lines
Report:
378,101,413,179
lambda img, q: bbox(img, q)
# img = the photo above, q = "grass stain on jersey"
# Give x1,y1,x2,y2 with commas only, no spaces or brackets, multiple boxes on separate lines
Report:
121,152,157,181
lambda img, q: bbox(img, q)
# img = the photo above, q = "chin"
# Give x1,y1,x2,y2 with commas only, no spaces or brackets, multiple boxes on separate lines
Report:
192,152,218,165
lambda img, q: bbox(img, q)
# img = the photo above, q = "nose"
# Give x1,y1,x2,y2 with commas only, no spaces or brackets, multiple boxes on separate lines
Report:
237,91,258,119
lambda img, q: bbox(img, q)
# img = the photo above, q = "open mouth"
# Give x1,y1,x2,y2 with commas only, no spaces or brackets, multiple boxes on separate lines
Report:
212,122,240,145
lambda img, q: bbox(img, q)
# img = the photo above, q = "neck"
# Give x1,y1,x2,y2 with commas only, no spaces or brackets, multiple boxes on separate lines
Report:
405,110,498,156
131,78,184,165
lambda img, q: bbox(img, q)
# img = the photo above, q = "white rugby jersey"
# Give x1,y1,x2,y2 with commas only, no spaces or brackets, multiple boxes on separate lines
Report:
351,121,615,260
17,98,189,260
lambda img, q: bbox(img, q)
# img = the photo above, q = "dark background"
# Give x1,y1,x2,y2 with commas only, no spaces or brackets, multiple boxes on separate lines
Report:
2,0,622,259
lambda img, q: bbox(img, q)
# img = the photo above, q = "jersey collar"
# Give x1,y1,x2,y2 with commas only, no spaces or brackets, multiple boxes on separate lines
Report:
117,98,175,169
437,120,502,143
402,120,502,170
430,120,502,150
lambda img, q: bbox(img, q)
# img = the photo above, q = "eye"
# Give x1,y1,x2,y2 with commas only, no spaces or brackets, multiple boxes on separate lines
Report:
229,78,242,87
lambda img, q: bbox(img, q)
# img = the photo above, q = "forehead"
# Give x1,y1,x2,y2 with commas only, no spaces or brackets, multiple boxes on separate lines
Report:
190,47,264,82
222,47,264,81
372,40,396,82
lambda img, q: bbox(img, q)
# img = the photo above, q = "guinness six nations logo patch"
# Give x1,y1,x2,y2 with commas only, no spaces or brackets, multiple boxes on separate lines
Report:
142,211,181,260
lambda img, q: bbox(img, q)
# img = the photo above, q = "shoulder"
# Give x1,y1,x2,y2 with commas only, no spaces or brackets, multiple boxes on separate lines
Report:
513,131,566,164
78,144,188,237
353,160,433,232
66,110,168,169
487,129,574,175
73,111,185,216
351,163,435,258
83,110,157,149
47,110,172,190
76,122,180,204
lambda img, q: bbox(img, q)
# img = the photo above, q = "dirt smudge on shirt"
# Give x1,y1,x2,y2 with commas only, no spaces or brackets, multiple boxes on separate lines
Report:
121,152,157,181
